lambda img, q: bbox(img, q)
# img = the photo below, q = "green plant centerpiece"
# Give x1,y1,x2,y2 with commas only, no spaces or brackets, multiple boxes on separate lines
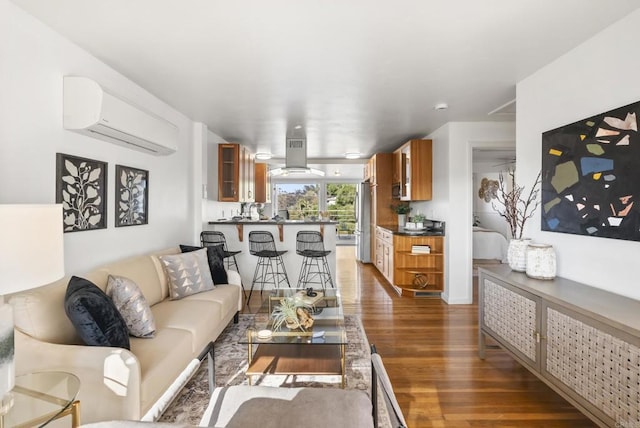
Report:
271,296,314,331
390,203,411,215
412,213,426,223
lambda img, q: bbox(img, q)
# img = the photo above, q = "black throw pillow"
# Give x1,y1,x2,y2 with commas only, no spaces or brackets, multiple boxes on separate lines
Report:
64,276,130,349
180,244,229,285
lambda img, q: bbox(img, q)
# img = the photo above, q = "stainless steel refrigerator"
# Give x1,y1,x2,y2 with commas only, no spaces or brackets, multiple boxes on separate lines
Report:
355,182,371,262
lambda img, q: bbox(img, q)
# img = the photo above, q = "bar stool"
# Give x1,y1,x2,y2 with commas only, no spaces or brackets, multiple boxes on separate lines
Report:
247,231,291,303
200,231,241,272
200,231,246,298
296,230,335,289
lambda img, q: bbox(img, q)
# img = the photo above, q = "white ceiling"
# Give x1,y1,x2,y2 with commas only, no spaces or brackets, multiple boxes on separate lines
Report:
11,0,640,179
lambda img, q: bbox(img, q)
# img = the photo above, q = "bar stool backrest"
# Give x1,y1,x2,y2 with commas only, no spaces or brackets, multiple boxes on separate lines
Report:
200,231,229,251
296,231,325,255
248,231,278,255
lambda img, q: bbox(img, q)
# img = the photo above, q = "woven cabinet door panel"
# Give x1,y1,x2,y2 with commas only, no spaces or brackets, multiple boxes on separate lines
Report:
544,306,640,427
482,278,539,368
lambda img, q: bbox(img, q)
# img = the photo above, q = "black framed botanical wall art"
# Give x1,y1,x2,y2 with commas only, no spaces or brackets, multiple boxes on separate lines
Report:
541,100,640,241
115,165,149,227
56,153,108,232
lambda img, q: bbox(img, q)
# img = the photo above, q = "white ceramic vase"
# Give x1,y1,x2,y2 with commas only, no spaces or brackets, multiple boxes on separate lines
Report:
507,238,531,272
526,243,556,280
398,214,406,227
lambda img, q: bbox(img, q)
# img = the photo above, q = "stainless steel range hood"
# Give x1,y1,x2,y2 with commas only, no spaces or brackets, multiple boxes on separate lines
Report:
269,138,325,176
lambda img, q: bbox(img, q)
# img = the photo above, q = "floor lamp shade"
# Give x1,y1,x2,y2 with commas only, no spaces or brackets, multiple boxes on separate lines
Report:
0,204,65,402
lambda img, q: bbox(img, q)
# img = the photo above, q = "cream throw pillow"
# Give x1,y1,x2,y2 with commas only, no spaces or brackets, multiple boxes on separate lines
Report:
106,275,156,338
159,248,215,300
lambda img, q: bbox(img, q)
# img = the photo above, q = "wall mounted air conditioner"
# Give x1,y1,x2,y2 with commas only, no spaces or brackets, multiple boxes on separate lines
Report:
63,76,178,155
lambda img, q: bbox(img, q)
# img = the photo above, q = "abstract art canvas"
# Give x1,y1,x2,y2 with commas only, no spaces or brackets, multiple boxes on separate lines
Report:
541,100,640,241
115,165,148,227
56,153,107,232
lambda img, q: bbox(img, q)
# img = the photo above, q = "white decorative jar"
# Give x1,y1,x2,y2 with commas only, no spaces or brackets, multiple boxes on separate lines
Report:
398,214,406,227
507,238,531,272
525,243,556,280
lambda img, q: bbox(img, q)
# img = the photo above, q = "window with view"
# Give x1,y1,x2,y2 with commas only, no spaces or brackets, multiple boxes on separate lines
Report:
275,183,320,219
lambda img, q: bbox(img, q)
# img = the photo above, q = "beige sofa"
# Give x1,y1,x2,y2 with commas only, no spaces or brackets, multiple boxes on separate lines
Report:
10,247,243,424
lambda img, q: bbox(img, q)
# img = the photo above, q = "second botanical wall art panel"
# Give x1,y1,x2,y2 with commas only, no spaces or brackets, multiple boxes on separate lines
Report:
541,100,640,241
56,153,107,232
115,165,149,227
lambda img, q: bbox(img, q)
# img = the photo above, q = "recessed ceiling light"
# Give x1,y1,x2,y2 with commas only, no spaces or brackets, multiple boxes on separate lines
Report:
344,152,362,159
294,125,303,130
434,103,449,111
255,152,272,160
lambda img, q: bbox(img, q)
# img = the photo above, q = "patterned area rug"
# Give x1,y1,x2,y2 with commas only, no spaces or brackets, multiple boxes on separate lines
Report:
159,314,373,425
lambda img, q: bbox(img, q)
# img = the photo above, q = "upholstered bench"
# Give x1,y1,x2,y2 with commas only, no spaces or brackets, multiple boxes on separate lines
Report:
200,386,372,427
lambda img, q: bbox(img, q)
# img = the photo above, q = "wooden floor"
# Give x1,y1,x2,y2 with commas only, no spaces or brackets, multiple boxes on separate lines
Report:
245,246,596,427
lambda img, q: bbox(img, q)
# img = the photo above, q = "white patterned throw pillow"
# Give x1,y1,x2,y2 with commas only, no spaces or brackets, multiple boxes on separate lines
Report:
159,249,215,300
106,275,156,338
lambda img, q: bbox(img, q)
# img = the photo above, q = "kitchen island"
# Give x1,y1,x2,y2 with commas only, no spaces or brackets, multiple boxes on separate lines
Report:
205,220,337,297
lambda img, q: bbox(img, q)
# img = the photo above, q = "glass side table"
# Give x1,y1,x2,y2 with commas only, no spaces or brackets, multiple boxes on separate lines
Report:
0,371,80,428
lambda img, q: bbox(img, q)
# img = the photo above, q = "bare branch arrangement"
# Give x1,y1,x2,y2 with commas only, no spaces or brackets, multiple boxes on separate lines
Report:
492,169,542,239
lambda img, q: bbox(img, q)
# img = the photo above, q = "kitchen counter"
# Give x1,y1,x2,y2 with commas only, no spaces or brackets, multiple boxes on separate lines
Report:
208,219,338,225
378,224,445,236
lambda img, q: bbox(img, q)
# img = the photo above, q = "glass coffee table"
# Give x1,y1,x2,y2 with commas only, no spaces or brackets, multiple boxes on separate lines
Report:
240,288,347,388
0,371,80,428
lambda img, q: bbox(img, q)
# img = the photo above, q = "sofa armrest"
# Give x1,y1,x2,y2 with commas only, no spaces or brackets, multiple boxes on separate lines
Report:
15,329,142,423
226,270,244,311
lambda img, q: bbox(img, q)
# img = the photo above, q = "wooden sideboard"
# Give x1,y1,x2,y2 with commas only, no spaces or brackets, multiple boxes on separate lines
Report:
478,266,640,428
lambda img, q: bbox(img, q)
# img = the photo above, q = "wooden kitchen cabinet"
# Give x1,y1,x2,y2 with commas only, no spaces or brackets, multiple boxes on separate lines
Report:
392,148,402,185
254,162,271,203
368,153,394,264
375,227,394,283
398,139,432,201
375,227,444,297
393,234,444,296
218,143,255,202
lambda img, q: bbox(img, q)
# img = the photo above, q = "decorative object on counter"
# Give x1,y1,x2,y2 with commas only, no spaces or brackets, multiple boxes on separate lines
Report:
270,296,314,331
525,243,556,279
56,153,107,232
391,203,411,227
507,238,531,272
115,165,148,227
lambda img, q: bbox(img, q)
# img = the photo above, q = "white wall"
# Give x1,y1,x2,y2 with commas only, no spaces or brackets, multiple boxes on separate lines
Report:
0,0,195,273
414,122,515,304
517,9,640,300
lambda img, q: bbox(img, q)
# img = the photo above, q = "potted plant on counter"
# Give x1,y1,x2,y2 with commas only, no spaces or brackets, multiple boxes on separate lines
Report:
412,213,426,228
391,203,411,227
